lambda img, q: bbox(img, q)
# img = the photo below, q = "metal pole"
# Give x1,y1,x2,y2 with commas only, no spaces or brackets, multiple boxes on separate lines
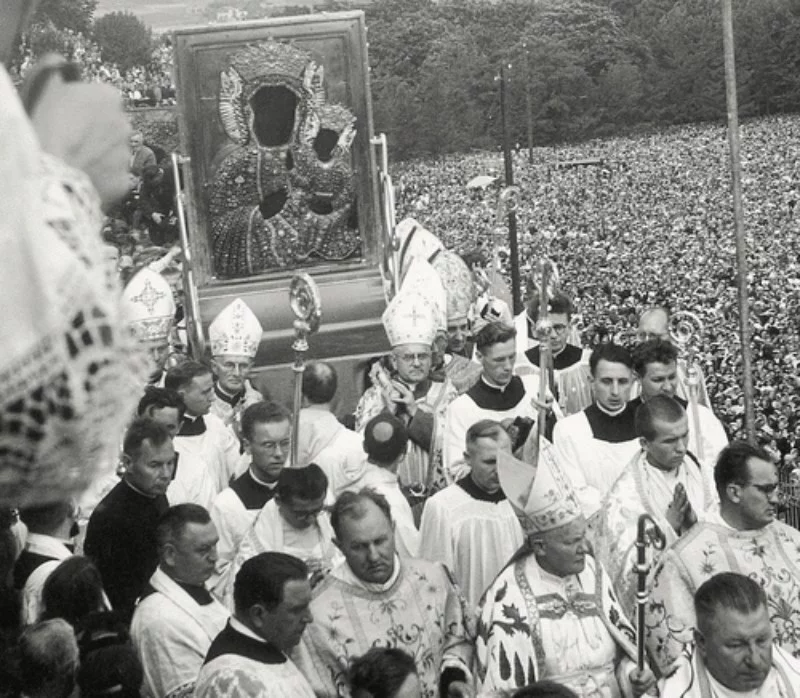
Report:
500,63,522,315
524,44,533,164
721,0,756,442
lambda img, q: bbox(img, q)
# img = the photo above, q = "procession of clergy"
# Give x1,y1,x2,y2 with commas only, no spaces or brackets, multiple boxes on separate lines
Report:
19,220,800,698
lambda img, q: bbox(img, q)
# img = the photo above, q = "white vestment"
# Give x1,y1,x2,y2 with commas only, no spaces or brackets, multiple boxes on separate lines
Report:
418,478,524,609
20,533,73,625
174,413,246,494
168,446,217,510
209,380,262,439
131,567,229,698
553,404,640,517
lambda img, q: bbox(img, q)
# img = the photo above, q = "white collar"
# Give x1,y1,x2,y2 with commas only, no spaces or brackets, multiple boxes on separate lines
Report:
481,375,513,392
334,555,402,593
230,616,268,643
248,468,279,488
24,533,73,561
595,401,627,417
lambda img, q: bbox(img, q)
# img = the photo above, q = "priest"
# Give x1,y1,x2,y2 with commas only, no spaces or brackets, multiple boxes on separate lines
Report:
194,552,315,697
592,395,717,618
552,343,639,517
208,298,264,438
475,441,656,697
645,441,800,675
419,419,523,609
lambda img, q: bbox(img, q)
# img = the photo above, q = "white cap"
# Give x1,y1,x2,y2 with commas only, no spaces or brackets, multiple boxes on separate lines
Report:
382,291,438,347
396,218,444,278
209,298,263,358
121,268,176,343
400,259,447,333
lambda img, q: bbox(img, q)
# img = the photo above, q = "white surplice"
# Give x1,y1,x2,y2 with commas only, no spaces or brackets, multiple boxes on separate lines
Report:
168,447,217,510
418,478,523,609
19,533,73,625
131,567,229,698
174,413,245,494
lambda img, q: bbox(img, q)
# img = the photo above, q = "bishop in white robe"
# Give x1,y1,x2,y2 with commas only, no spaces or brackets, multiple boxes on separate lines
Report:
209,379,262,438
131,567,229,698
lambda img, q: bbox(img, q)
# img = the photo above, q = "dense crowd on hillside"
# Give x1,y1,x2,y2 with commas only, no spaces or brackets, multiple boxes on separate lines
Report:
395,115,800,458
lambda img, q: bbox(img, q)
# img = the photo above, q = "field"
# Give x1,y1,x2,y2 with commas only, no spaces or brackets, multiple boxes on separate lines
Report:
95,0,209,31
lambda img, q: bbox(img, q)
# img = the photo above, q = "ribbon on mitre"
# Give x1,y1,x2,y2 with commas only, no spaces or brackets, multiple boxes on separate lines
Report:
497,439,582,535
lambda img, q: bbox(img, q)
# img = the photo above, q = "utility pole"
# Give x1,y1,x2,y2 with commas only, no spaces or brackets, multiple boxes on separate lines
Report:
499,63,522,315
523,42,533,164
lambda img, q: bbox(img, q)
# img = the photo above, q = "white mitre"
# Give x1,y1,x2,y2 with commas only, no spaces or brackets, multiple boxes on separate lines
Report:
396,218,444,278
382,291,438,348
400,259,447,333
497,440,582,534
209,298,263,358
121,267,176,344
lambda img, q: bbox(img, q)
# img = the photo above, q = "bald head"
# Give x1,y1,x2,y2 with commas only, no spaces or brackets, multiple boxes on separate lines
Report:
302,361,337,405
637,307,670,342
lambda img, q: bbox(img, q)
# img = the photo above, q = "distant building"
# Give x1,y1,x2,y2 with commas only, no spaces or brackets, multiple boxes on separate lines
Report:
214,6,248,22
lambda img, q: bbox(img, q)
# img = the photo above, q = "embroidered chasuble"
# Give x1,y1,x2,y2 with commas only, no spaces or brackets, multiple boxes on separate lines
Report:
195,621,314,698
659,644,800,698
592,450,717,619
131,567,229,698
443,354,482,395
645,519,800,675
476,553,638,697
419,476,524,609
518,344,593,417
209,380,262,438
292,557,474,698
553,403,640,517
355,377,458,493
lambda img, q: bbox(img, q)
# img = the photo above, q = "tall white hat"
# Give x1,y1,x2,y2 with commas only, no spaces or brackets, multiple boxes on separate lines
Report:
209,298,263,358
431,250,475,323
121,268,176,344
396,218,444,278
382,291,438,347
400,259,447,333
497,440,582,535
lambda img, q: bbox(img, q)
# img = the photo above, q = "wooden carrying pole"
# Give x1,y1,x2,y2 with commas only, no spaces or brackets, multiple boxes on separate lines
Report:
721,0,756,442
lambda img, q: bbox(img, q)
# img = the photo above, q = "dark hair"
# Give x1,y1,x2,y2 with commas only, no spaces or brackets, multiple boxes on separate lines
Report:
475,322,516,352
302,361,338,404
512,681,580,698
78,645,143,698
589,343,633,376
164,360,212,392
363,414,408,465
137,386,184,419
240,401,290,442
41,557,106,627
276,464,328,503
631,338,678,376
330,489,392,540
714,441,773,499
527,290,574,323
19,501,71,533
634,394,685,441
122,418,171,460
156,504,211,551
14,619,79,697
233,552,307,614
695,572,767,635
349,647,417,698
466,419,504,449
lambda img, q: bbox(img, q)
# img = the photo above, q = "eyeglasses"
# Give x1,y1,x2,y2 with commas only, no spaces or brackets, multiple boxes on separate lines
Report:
217,360,253,373
395,352,431,363
261,439,291,453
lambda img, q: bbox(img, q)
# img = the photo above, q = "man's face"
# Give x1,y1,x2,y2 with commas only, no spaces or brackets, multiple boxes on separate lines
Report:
213,353,254,394
146,341,170,375
391,343,432,385
126,438,175,496
335,500,396,584
277,494,326,531
545,312,570,355
466,431,511,495
532,517,590,577
731,457,780,529
130,133,143,152
179,373,214,416
447,318,470,355
478,338,516,387
642,415,689,472
265,578,313,652
591,359,633,412
149,406,180,438
639,361,678,400
167,521,219,586
697,606,773,692
246,419,290,483
636,309,670,342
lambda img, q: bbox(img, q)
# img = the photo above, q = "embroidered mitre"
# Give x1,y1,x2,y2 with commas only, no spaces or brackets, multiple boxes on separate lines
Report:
209,298,263,358
121,268,176,344
431,250,475,323
382,291,438,348
400,259,447,333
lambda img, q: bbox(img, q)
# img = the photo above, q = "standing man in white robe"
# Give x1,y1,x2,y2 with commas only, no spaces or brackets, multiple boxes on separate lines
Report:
645,441,800,675
195,552,315,697
226,465,339,606
419,419,523,609
592,396,717,618
208,298,264,439
209,401,290,598
131,504,229,698
629,339,726,471
293,489,475,698
553,343,639,518
659,573,800,697
445,323,550,479
476,441,657,697
166,361,244,494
